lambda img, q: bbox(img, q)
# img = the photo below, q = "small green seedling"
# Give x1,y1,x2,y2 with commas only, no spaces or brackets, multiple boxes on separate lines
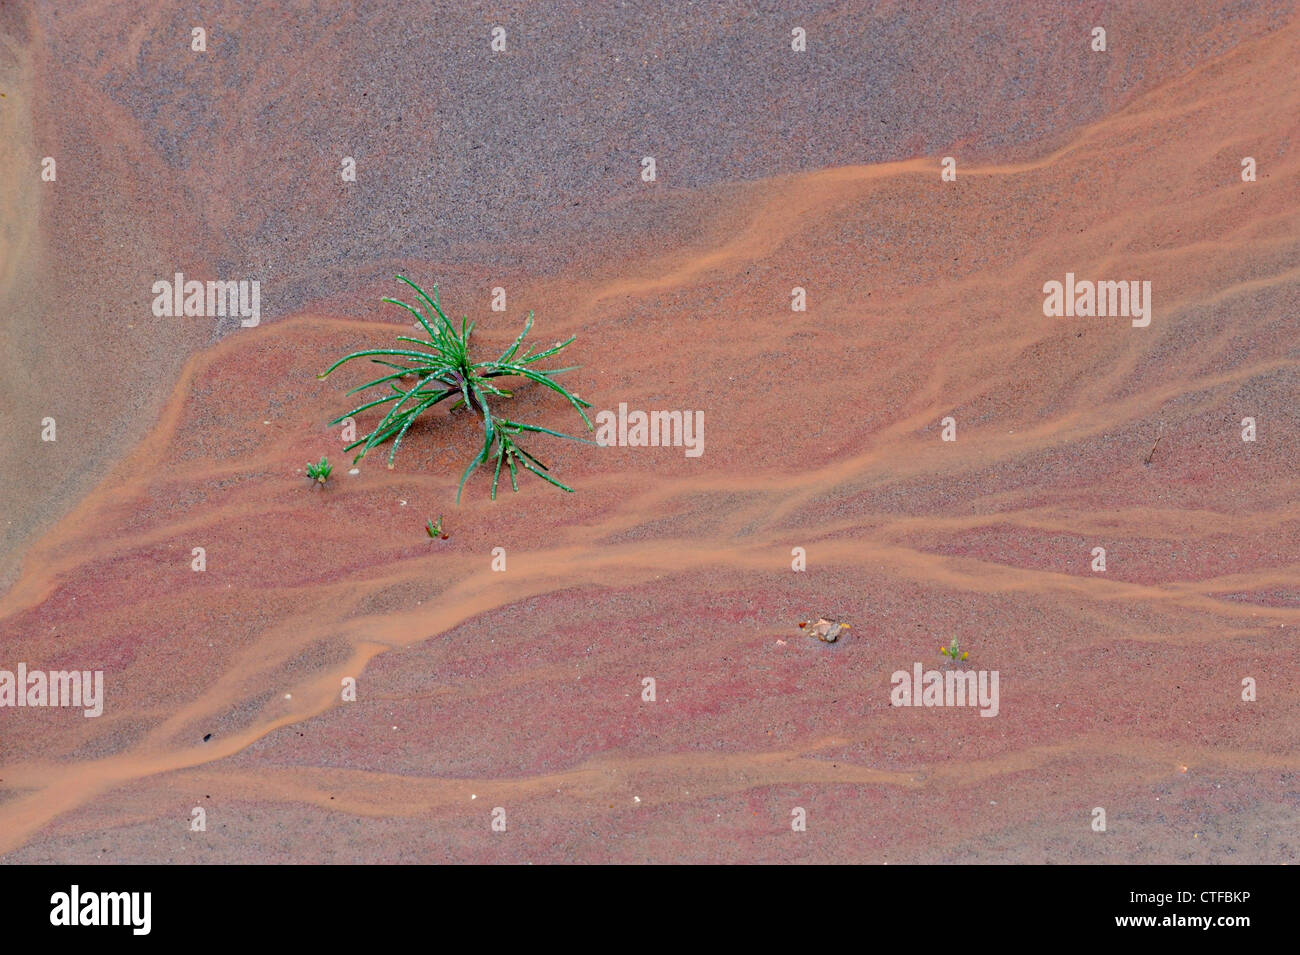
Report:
939,638,969,664
306,456,333,487
425,516,448,540
318,276,593,502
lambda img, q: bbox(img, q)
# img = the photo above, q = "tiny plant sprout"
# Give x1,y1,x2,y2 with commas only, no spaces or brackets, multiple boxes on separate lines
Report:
940,638,969,663
306,456,333,487
318,276,594,501
425,516,449,540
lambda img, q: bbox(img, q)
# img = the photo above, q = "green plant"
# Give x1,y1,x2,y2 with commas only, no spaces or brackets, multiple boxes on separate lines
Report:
318,276,592,501
939,638,969,663
425,515,448,539
306,456,333,485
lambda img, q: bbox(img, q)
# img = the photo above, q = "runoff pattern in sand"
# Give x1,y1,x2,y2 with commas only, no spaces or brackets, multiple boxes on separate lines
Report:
0,5,1298,862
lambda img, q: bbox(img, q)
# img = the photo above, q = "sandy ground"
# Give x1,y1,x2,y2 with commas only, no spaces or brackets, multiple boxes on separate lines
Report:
1,2,1298,863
